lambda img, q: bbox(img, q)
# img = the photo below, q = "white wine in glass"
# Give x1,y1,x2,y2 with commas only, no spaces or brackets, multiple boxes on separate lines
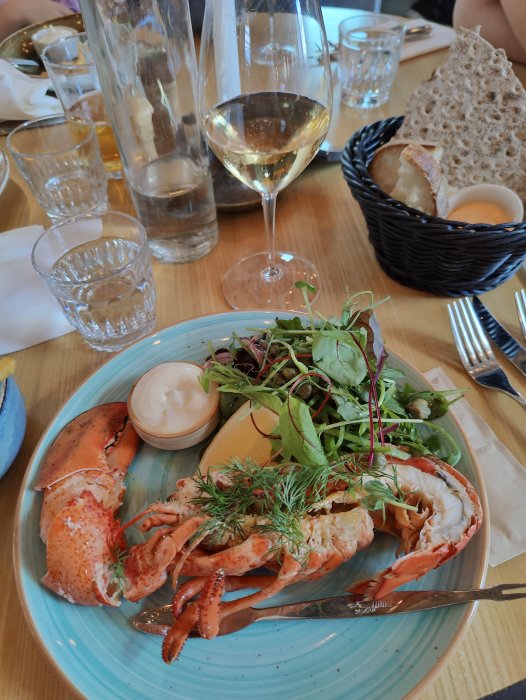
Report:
199,0,332,310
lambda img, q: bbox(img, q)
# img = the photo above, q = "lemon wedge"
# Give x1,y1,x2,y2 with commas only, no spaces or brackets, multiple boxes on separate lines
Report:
197,401,279,473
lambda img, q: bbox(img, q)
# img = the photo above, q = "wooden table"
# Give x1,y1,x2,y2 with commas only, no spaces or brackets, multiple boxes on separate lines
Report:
1,48,525,700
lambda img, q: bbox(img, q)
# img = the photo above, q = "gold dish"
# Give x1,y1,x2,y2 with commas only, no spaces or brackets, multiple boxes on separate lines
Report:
0,13,83,74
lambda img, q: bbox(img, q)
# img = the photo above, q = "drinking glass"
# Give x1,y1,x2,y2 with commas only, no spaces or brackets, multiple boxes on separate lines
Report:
42,32,122,180
339,15,405,109
7,115,108,221
199,0,333,310
78,0,219,264
255,0,295,64
31,211,157,352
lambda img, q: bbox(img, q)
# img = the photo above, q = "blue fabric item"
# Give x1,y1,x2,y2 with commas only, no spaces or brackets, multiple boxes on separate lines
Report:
0,377,26,478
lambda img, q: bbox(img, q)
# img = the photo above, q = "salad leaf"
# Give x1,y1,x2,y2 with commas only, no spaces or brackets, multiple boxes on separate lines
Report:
312,330,367,386
277,396,328,467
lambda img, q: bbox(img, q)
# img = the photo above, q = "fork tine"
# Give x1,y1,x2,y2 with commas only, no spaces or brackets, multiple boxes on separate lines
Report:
515,289,526,340
448,302,473,369
461,297,495,362
456,298,483,361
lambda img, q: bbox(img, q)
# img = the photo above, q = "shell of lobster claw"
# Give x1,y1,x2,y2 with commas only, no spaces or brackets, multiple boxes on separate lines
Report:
347,455,483,599
36,402,140,543
37,403,140,606
41,491,125,606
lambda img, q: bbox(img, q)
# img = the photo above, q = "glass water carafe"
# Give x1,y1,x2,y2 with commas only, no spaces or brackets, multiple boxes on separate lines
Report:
78,0,218,263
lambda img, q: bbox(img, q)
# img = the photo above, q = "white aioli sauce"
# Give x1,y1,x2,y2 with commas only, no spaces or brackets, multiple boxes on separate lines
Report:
130,362,217,436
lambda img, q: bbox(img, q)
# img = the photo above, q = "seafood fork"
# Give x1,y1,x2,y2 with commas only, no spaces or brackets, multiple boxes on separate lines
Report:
515,289,526,340
132,584,526,637
448,298,526,408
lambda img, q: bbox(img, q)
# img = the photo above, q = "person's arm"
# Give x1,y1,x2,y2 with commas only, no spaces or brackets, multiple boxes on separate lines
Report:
0,0,71,42
453,0,526,63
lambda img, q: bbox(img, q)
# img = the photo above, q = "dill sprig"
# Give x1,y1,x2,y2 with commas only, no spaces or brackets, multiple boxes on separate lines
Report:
191,456,415,555
109,547,128,594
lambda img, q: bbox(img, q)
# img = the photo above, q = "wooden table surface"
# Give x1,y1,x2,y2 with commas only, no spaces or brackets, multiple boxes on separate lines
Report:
1,48,525,700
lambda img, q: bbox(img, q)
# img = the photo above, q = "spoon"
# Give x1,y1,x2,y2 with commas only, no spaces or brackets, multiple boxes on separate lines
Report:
4,57,42,75
132,583,526,637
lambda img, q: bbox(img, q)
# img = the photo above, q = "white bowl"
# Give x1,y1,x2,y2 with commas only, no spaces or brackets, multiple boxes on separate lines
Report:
31,25,79,57
447,184,524,225
127,361,220,450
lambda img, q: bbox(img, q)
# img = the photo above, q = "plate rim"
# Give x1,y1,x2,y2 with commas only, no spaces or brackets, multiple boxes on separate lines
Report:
12,309,490,699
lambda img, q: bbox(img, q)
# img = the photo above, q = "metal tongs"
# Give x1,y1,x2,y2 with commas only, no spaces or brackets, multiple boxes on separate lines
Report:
132,583,526,637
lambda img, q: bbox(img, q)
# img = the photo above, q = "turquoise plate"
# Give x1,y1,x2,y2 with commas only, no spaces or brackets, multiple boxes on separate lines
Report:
14,311,489,700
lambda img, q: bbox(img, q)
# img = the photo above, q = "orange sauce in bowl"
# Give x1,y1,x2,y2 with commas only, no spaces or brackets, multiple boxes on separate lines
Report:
447,202,509,225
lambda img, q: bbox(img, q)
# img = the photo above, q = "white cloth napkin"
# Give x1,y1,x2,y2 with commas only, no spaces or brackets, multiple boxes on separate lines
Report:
0,59,63,121
0,226,73,353
399,19,457,62
424,367,526,567
321,8,457,62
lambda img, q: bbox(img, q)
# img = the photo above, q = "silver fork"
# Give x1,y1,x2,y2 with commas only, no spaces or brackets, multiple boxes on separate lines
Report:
515,289,526,340
448,298,526,408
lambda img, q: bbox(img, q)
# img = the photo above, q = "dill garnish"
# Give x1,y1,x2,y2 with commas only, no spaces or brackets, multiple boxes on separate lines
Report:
191,456,415,555
109,547,127,594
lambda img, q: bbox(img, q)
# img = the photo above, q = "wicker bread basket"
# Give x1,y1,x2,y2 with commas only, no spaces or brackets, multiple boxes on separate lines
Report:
341,116,526,296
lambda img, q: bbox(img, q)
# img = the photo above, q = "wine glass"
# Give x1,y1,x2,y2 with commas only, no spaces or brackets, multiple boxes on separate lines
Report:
254,0,295,65
199,0,333,310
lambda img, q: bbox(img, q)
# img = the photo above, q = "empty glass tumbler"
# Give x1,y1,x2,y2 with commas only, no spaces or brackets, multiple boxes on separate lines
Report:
78,0,218,263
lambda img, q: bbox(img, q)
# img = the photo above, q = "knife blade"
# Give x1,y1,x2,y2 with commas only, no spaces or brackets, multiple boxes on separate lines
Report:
132,584,526,637
472,297,526,377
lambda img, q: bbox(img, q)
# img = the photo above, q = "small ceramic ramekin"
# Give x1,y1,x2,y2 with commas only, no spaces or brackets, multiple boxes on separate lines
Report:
127,361,220,450
31,25,79,56
447,184,524,224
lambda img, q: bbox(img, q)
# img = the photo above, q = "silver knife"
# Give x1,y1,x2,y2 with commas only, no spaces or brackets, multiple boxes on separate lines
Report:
132,583,526,637
472,297,526,377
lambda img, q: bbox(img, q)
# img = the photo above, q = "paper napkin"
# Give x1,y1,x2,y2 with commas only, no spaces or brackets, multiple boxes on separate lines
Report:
399,19,457,62
425,367,526,567
0,226,73,353
0,59,63,121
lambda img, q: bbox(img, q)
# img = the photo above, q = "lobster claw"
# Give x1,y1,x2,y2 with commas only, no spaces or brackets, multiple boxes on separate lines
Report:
36,402,140,543
41,491,125,606
35,402,139,490
37,403,140,606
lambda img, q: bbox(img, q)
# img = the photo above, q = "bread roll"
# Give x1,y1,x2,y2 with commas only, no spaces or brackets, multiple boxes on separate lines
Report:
370,139,443,195
390,144,449,217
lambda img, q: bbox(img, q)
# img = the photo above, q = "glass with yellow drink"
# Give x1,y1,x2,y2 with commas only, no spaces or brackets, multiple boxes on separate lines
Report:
42,32,122,179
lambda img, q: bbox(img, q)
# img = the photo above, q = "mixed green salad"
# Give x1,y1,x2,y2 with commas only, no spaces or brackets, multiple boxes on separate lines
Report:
196,285,464,549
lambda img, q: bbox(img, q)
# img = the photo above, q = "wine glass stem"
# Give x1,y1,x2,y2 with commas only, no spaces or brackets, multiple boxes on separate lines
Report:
261,192,281,282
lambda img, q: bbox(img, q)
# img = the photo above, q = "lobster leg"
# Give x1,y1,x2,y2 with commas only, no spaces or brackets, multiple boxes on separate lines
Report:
162,553,302,664
172,574,276,618
162,603,200,664
182,534,274,577
124,517,207,601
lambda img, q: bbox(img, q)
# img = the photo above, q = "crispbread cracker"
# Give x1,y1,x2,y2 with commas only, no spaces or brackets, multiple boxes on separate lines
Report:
398,27,526,202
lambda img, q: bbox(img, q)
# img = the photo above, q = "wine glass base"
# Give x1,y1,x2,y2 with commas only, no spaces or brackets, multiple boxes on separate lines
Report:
222,251,320,311
254,42,295,65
